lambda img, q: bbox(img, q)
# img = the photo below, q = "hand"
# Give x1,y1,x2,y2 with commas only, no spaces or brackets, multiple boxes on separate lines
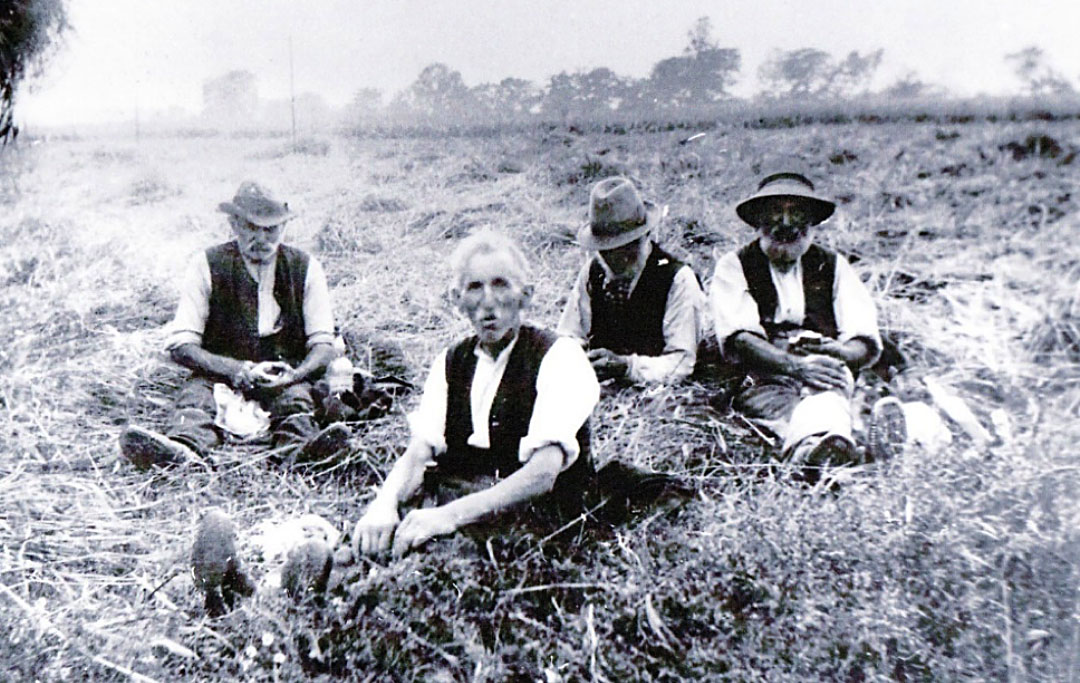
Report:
231,361,258,392
792,354,852,393
587,348,630,381
391,507,460,557
250,361,297,390
352,501,400,557
792,336,848,361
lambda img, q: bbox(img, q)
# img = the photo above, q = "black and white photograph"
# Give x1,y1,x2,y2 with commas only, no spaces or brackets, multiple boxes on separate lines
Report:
2,0,1078,679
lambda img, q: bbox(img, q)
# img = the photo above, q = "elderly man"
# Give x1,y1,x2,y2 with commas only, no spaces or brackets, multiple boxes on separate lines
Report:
353,231,599,557
120,181,350,468
709,171,905,476
558,177,706,384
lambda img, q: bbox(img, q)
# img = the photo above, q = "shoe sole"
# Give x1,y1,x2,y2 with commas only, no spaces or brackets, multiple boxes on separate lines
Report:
120,426,195,470
869,398,907,462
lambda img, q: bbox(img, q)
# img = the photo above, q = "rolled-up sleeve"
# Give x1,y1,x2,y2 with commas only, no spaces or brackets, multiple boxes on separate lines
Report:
833,254,882,363
302,256,336,348
406,349,450,455
520,337,600,471
164,253,211,352
708,250,766,358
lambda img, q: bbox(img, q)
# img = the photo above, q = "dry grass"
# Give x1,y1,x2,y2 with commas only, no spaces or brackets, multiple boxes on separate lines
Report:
1,118,1078,680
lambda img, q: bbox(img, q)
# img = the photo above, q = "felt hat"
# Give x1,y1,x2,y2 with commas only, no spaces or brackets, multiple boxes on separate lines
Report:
735,172,835,229
577,177,662,250
218,181,295,227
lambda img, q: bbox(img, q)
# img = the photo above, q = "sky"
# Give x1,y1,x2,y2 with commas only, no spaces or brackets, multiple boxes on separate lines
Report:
18,0,1080,126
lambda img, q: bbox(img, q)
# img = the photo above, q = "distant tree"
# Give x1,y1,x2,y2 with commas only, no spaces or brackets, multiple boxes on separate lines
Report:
471,77,541,120
830,49,884,95
1,0,69,142
347,87,383,119
882,71,943,99
542,69,631,119
202,70,258,125
758,48,882,99
392,62,477,122
1005,46,1074,96
645,16,740,109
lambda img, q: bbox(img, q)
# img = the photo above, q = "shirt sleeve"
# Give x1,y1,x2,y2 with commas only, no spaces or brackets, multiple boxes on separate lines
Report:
833,254,882,364
164,252,211,351
302,256,336,348
626,265,705,384
519,337,600,472
555,259,593,342
708,250,767,359
406,349,449,455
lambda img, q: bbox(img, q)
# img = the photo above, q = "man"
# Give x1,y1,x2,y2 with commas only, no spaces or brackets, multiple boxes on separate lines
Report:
558,176,706,384
709,171,906,476
120,181,350,469
352,231,599,557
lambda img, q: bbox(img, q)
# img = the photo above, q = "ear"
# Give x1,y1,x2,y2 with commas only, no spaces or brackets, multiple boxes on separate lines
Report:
450,286,465,312
521,284,534,307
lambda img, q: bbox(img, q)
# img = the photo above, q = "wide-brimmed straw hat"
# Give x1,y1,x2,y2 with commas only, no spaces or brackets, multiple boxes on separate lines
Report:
218,181,295,227
577,177,662,251
735,172,835,229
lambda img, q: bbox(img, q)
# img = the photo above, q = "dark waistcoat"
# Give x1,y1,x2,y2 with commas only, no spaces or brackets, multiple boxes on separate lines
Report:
202,241,310,365
737,239,838,341
586,242,687,356
441,325,592,501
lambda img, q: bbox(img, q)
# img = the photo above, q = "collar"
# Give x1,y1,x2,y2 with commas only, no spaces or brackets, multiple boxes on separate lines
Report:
474,330,520,364
241,250,278,285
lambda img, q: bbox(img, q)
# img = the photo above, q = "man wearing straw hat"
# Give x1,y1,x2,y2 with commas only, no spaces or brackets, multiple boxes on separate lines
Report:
558,176,706,384
119,180,350,469
709,171,906,478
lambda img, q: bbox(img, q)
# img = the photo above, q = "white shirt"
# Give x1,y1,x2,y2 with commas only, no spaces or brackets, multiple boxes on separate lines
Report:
557,252,706,384
408,334,600,472
165,248,336,351
708,245,881,360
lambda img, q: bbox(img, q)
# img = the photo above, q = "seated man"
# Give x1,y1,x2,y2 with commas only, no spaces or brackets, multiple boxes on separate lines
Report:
558,176,706,384
709,171,905,475
120,181,350,468
352,231,599,557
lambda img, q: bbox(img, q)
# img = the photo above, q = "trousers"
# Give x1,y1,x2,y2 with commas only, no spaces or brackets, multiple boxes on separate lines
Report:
166,376,320,455
732,369,855,459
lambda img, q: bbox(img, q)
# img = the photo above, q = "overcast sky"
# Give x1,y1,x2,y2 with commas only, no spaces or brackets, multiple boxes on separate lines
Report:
19,0,1080,126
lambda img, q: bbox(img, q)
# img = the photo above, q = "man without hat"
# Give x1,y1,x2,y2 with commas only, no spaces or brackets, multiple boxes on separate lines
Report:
709,171,906,478
352,231,599,557
558,177,706,384
120,181,350,468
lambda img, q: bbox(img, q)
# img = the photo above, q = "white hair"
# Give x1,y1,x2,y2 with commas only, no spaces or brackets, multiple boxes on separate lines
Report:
448,230,533,288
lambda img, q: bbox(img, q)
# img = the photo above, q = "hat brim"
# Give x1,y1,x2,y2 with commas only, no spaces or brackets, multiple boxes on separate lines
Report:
577,200,662,251
736,194,835,229
218,202,296,228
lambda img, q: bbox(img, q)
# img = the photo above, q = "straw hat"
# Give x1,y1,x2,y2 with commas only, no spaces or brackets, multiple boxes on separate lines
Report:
577,177,662,250
218,181,295,227
736,172,835,229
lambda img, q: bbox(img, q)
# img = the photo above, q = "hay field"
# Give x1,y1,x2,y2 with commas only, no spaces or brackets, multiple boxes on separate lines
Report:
1,118,1078,681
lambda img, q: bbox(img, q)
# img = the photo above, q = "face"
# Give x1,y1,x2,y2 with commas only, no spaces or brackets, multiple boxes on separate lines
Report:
231,216,286,264
454,250,532,355
598,236,648,279
756,198,815,269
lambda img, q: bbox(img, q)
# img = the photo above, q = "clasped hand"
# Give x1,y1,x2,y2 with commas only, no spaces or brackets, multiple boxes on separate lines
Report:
233,360,297,393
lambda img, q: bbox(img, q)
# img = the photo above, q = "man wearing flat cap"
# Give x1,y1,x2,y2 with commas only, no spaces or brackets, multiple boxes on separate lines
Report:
120,181,350,469
709,171,905,477
558,177,706,384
